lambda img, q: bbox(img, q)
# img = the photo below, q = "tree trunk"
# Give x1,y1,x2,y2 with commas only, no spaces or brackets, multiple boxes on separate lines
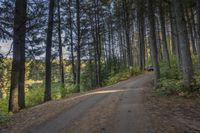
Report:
173,0,194,88
94,0,101,87
196,0,200,69
68,0,76,84
76,0,81,91
169,2,181,69
185,8,196,55
138,0,145,71
158,0,171,68
148,0,160,83
44,0,55,102
156,16,163,61
9,0,27,112
123,0,133,67
57,0,65,87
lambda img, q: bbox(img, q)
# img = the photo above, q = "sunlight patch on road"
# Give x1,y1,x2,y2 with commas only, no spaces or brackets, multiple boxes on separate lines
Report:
66,89,128,101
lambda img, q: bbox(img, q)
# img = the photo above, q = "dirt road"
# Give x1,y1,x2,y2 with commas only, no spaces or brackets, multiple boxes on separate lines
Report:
2,73,154,133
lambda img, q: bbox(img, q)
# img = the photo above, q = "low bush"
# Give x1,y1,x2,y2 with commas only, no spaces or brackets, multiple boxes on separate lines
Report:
155,58,200,97
26,86,44,107
60,84,79,98
155,79,184,96
0,99,10,126
105,67,141,86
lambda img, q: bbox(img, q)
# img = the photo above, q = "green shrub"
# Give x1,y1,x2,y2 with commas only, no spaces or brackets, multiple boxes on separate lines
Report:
26,87,44,107
60,84,79,98
60,85,68,98
193,75,200,92
66,84,79,93
105,67,141,86
0,99,10,126
160,59,180,80
155,79,184,96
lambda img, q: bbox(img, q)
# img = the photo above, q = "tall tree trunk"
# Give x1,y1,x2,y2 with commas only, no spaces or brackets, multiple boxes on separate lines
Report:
76,0,81,90
158,0,171,68
57,0,64,87
94,0,101,87
9,0,27,112
138,0,145,71
156,18,163,61
68,0,76,84
44,0,55,102
169,2,181,69
197,0,200,69
173,0,194,88
185,8,196,55
123,0,133,67
148,0,160,83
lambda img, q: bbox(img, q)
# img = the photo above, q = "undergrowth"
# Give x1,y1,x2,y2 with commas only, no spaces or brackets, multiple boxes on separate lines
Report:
105,67,141,86
154,58,200,97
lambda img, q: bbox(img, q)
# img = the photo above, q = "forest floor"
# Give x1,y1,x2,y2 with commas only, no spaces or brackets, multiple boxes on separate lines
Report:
1,73,200,133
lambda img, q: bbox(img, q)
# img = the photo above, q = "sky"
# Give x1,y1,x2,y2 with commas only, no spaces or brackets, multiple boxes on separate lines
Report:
0,40,12,56
0,40,74,60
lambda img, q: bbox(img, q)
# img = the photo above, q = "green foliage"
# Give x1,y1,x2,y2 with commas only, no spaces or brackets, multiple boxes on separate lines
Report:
60,84,79,98
155,58,200,97
0,58,12,99
0,99,10,126
26,84,44,107
155,79,184,96
105,67,141,86
160,59,180,80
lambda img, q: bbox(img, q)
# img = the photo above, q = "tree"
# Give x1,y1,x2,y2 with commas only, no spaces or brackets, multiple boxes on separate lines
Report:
68,0,76,84
123,0,133,67
197,0,200,69
158,0,171,69
169,2,181,69
148,0,160,83
76,0,81,90
137,0,145,71
57,0,65,87
173,0,194,88
9,0,27,112
44,0,55,102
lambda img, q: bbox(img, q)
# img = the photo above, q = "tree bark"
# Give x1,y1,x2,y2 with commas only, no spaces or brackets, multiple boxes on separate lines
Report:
158,0,171,68
185,8,196,55
44,0,55,102
68,0,76,84
196,0,200,69
173,0,194,88
148,0,160,83
138,0,145,71
169,2,181,69
123,0,133,67
76,0,81,91
57,0,65,87
9,0,27,112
